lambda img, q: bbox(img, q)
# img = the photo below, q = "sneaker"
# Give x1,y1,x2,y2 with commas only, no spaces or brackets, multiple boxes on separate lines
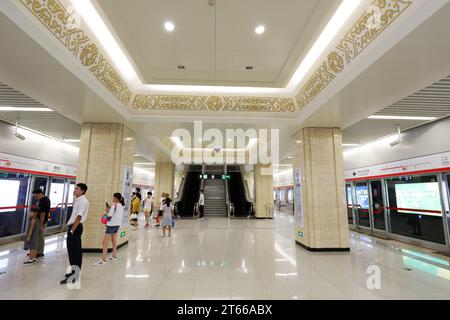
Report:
24,259,36,265
36,254,45,259
94,259,108,266
60,277,76,285
108,256,117,261
145,224,149,228
162,234,166,237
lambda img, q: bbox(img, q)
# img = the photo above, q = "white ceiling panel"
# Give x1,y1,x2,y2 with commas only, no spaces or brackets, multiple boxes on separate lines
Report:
95,0,339,87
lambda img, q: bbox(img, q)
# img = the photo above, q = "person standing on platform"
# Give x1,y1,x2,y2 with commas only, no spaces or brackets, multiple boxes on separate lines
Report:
94,192,124,266
156,192,168,227
198,190,205,219
143,192,154,228
161,197,174,237
23,208,39,265
32,189,50,259
130,192,141,230
60,183,89,285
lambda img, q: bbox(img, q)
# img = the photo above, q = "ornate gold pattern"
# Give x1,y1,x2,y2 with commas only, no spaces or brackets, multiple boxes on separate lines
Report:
18,0,412,114
19,0,132,106
133,95,296,113
296,0,413,109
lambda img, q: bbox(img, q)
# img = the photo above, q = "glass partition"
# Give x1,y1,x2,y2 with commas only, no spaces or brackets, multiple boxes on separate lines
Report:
386,175,445,244
0,173,30,238
346,184,354,225
47,178,66,227
370,181,386,231
355,182,370,228
66,181,76,224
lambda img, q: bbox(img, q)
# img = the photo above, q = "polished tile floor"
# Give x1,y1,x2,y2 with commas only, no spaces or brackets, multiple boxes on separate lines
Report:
1,212,450,300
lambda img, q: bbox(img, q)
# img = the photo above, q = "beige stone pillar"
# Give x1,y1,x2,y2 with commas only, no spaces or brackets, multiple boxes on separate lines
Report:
154,162,175,209
254,164,274,218
292,128,349,252
77,123,135,251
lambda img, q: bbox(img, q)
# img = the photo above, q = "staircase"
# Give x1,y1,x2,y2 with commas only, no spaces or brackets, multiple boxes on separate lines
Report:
203,179,227,216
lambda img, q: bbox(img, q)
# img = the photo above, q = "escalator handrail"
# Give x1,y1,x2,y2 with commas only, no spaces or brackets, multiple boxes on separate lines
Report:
193,202,198,217
176,176,186,202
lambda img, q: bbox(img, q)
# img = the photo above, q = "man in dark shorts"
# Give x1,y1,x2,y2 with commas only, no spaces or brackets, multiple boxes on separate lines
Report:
32,189,51,259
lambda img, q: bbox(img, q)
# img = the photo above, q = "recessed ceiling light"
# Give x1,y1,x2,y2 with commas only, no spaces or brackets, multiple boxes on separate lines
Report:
164,21,175,32
368,115,437,121
245,66,254,70
178,65,186,70
255,25,265,35
0,107,52,112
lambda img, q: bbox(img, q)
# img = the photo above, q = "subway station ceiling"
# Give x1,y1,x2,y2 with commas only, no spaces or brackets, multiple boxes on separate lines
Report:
1,0,450,163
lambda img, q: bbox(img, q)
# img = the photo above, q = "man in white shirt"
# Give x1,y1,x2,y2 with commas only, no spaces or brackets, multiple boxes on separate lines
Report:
143,192,154,228
199,190,205,219
60,183,89,285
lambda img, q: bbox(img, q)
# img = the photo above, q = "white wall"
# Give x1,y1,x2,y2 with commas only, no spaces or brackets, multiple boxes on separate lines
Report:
344,117,450,170
0,121,79,166
133,167,155,187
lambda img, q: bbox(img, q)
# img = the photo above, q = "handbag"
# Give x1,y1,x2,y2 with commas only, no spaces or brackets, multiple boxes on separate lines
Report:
130,213,138,220
102,205,116,224
101,213,109,225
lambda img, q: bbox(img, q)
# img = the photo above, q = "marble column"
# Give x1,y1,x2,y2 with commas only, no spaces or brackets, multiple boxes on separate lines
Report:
77,123,135,251
254,164,274,218
292,128,349,252
154,162,175,209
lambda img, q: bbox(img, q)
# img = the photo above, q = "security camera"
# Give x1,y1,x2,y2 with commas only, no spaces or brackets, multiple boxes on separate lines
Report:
14,119,26,141
390,125,401,147
390,140,400,147
15,132,26,141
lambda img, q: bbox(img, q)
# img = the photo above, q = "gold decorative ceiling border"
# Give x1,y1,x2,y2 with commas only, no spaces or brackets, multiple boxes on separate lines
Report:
132,95,296,113
295,0,413,110
19,0,132,106
17,0,413,115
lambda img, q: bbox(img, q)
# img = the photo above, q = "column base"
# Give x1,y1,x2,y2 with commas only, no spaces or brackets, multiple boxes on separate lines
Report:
296,240,350,252
82,240,129,253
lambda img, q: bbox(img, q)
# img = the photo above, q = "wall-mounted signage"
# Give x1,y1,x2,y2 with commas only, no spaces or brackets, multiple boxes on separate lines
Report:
345,151,450,181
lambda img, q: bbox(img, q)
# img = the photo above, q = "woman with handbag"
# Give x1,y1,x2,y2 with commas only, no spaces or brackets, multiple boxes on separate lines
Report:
94,193,124,266
130,193,142,230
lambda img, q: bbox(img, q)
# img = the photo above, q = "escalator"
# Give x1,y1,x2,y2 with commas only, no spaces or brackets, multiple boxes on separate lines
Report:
228,172,253,217
176,171,201,217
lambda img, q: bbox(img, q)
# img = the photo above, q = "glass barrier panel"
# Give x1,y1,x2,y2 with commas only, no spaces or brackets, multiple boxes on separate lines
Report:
346,184,354,225
0,172,30,238
355,182,370,228
371,181,386,231
386,175,445,244
47,178,65,227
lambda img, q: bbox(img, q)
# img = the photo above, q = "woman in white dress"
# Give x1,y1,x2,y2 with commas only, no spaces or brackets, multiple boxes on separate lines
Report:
161,197,174,237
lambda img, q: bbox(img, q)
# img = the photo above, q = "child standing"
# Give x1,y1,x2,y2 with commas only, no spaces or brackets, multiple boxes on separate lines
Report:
161,197,174,237
23,208,39,265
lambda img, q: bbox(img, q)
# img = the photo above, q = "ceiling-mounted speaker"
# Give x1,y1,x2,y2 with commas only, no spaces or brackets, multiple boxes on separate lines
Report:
208,0,215,6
